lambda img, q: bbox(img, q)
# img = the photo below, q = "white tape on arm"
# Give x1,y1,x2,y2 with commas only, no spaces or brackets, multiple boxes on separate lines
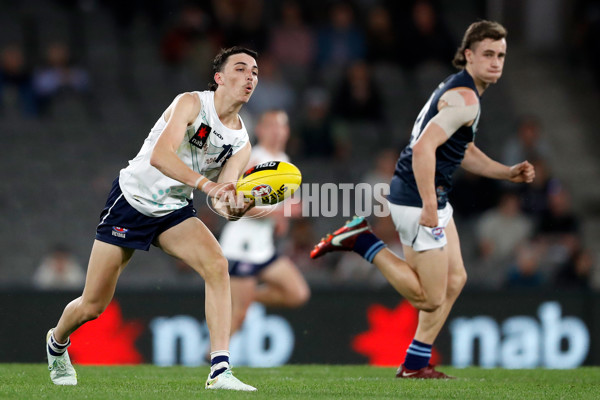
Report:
200,180,210,192
430,90,479,137
194,176,209,191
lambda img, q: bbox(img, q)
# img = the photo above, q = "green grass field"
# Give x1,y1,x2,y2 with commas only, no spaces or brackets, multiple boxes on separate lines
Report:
1,364,599,400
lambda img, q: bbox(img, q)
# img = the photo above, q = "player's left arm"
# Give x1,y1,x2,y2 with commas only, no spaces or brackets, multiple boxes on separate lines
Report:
461,143,535,183
211,142,255,220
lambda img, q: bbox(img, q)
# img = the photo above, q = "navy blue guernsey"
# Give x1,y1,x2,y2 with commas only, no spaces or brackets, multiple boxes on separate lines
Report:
388,69,480,208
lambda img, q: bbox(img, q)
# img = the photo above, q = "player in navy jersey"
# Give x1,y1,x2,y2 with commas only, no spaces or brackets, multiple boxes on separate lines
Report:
311,21,535,378
45,47,259,391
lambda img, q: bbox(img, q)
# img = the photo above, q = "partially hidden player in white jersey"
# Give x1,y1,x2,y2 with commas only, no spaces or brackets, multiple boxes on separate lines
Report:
45,47,259,391
219,109,310,337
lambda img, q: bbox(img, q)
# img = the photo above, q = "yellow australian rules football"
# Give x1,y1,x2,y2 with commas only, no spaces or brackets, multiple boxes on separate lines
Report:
236,161,302,206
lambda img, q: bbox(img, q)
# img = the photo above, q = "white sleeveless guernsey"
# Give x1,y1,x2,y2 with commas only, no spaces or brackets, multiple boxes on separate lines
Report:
219,145,289,264
119,91,249,217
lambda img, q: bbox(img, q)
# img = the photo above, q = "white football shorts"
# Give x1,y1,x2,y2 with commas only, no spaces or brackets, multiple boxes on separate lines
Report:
388,201,453,252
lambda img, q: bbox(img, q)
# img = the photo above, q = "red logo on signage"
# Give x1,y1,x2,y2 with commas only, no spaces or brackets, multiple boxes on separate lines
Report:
69,300,144,364
352,300,441,366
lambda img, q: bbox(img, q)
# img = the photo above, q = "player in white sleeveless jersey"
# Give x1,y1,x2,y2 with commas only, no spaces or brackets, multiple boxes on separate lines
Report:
45,47,259,391
219,110,310,337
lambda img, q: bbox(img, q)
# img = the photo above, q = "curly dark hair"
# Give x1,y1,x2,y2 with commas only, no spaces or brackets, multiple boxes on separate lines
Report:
452,21,507,69
208,46,258,91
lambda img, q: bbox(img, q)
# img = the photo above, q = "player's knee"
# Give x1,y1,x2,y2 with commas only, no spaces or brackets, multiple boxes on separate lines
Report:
207,256,229,278
423,298,444,312
195,252,229,280
448,268,467,297
289,284,311,307
415,292,445,312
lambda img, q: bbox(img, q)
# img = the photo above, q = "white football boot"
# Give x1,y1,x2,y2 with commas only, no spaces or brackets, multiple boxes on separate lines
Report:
205,368,257,391
46,329,77,385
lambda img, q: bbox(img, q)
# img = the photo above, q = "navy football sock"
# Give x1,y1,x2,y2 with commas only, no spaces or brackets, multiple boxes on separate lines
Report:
353,232,387,262
209,351,230,379
404,339,432,370
47,333,70,357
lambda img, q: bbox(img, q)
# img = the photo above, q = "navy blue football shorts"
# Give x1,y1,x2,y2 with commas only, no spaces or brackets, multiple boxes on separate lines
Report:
96,178,197,251
228,253,279,277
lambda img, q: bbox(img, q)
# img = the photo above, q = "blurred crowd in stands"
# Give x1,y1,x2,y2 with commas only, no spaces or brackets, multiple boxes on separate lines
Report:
1,0,598,291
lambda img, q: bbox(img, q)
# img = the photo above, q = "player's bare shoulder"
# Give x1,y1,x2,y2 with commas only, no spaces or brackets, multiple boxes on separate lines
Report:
438,87,479,110
164,92,202,124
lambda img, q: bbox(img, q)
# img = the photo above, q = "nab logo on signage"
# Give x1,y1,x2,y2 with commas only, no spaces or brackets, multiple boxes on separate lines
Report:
150,304,294,367
450,301,590,369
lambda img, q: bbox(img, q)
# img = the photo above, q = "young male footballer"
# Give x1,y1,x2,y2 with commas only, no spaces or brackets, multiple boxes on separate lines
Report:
46,47,259,391
311,21,535,378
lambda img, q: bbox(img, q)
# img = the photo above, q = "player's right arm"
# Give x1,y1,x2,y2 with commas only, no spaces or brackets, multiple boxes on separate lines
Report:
211,141,255,220
150,93,226,197
412,88,479,227
412,122,447,227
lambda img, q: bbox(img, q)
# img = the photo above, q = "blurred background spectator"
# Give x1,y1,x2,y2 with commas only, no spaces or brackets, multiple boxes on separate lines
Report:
502,115,551,167
397,0,456,71
506,242,546,289
33,41,91,117
518,157,554,219
571,0,600,89
160,3,216,81
331,60,384,123
316,1,365,87
268,0,316,90
364,5,399,65
0,44,37,117
554,247,595,290
33,244,85,290
534,181,583,278
295,87,337,160
470,190,534,289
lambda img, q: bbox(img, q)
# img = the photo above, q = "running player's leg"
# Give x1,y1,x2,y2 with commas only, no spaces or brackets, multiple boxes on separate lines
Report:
53,240,135,342
312,215,429,307
156,217,231,352
412,218,466,343
402,244,449,312
255,256,310,308
397,218,464,379
157,217,256,391
372,206,450,311
371,248,430,308
47,240,134,385
230,276,258,335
